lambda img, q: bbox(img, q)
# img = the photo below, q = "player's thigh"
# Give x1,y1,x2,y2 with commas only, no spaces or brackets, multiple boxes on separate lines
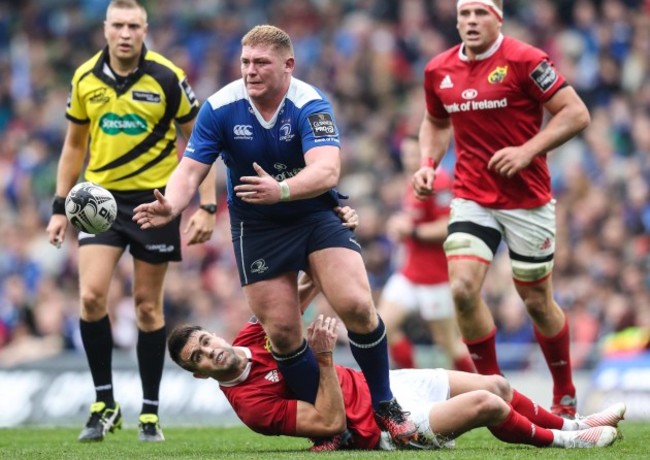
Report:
78,244,124,318
445,198,500,292
447,370,505,397
242,272,303,349
309,247,375,329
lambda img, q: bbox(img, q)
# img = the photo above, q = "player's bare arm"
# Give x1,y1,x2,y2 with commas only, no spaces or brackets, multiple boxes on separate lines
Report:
133,156,210,229
488,86,590,178
294,315,346,438
235,145,340,204
412,112,451,200
46,121,90,247
177,118,218,245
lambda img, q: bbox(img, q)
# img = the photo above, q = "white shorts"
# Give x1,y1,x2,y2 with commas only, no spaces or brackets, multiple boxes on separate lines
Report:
381,273,454,321
389,368,455,449
448,197,556,258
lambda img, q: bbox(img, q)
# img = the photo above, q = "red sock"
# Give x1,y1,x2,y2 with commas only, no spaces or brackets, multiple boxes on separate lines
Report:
488,404,554,447
511,390,563,429
464,327,501,375
453,354,477,373
390,337,416,368
534,315,576,403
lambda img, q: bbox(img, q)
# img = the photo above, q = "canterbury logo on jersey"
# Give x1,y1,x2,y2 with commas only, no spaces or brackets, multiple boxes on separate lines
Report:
99,113,147,135
233,125,253,138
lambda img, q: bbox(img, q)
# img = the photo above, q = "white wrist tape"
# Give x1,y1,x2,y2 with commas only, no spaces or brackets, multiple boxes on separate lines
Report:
279,180,291,201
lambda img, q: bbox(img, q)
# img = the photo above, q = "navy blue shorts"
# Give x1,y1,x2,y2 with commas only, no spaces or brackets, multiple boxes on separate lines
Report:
77,189,182,264
230,210,361,285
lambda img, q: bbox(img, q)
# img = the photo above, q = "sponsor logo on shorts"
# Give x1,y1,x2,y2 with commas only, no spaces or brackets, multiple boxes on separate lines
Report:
530,60,558,92
145,244,175,253
250,259,269,274
132,90,161,103
233,124,253,139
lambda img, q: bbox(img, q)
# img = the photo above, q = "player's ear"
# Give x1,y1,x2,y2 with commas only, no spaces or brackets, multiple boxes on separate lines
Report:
192,372,209,380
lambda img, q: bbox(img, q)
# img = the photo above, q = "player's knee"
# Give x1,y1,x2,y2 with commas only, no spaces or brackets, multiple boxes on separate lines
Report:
267,323,304,353
484,374,511,401
79,288,107,317
448,277,480,315
336,297,376,333
135,300,163,326
472,390,507,420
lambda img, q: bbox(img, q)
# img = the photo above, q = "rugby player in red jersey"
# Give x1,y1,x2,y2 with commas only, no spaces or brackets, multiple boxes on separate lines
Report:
412,0,591,418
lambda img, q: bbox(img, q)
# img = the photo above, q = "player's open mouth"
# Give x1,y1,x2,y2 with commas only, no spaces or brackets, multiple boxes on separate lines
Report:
215,351,225,364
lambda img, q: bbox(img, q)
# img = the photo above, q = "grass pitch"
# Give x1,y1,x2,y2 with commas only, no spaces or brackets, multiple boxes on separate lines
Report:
1,423,647,459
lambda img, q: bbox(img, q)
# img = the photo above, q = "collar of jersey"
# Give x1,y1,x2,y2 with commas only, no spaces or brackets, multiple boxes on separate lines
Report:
244,78,291,129
458,33,504,62
93,44,148,94
217,346,253,387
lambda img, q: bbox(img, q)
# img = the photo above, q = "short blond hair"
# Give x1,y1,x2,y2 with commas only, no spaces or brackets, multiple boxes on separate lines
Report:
107,0,147,22
241,25,294,57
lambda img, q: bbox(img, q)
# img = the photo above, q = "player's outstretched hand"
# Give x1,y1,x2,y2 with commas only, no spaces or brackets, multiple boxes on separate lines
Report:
235,162,282,204
412,166,436,201
133,189,174,229
307,314,338,355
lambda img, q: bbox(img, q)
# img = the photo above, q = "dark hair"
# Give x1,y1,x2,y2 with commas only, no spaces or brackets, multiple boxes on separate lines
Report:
167,324,204,371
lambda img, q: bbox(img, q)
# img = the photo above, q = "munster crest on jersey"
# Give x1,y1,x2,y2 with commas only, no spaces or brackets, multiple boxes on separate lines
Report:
488,66,508,84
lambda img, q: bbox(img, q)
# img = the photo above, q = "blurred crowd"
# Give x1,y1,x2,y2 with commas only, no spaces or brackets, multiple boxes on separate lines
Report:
0,0,649,369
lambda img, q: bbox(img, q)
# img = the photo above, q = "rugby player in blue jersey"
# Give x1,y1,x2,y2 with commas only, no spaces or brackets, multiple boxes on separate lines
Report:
134,24,417,445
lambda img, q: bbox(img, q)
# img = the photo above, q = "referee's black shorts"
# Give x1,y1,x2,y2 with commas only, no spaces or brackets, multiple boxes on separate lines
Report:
77,188,181,264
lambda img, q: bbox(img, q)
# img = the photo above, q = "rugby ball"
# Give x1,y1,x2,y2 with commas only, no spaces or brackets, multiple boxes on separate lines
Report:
65,182,117,234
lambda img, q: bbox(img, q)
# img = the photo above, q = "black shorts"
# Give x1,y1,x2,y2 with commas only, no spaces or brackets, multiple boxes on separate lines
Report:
77,189,182,264
230,210,361,285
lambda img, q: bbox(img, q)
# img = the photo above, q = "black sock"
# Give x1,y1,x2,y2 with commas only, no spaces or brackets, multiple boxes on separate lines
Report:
273,339,319,404
348,316,392,410
137,326,166,415
80,315,115,407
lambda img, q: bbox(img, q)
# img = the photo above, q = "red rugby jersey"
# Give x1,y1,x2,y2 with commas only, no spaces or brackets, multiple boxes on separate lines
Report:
220,320,381,449
424,35,566,209
401,169,452,284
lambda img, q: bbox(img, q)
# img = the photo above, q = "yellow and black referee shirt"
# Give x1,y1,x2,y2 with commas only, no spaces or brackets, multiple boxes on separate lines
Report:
66,45,199,191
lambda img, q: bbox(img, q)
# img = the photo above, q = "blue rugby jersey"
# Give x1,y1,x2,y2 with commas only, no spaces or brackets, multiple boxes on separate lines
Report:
185,77,342,220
